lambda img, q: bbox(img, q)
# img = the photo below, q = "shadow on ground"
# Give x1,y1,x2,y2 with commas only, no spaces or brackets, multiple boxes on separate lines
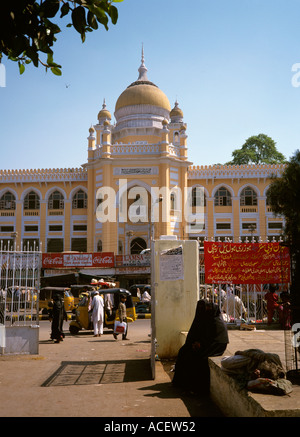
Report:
138,359,224,417
41,358,152,387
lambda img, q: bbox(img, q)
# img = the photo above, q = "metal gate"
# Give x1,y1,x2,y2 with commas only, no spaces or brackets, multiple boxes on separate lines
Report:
0,245,41,327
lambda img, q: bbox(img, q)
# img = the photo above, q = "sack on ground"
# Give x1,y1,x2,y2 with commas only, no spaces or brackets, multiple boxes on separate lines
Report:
114,321,127,334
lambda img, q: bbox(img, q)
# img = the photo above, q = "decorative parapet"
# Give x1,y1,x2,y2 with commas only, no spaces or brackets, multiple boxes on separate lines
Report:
93,142,182,159
188,163,286,179
111,143,160,155
0,167,87,184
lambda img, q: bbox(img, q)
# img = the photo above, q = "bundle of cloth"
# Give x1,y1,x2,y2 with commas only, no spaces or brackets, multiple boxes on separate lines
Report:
221,348,293,396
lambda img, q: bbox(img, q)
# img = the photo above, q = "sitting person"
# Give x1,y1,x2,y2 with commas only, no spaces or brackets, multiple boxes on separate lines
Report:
172,299,229,395
222,289,246,321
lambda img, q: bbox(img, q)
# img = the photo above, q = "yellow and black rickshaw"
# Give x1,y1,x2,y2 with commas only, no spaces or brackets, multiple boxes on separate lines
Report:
69,288,137,335
39,287,75,315
70,284,95,307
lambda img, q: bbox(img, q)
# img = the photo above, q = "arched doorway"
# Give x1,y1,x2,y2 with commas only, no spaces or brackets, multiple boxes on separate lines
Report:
130,237,147,254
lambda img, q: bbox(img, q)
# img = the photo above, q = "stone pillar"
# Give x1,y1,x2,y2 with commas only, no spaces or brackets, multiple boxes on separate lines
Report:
232,196,240,242
64,199,71,252
39,200,47,252
258,196,267,241
206,197,214,240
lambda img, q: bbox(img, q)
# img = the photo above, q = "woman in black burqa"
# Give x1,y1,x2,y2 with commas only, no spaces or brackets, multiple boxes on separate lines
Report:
172,299,229,394
49,293,67,343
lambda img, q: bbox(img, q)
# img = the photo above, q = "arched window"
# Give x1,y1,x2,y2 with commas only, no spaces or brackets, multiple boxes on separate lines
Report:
97,240,102,252
170,193,176,210
214,187,232,206
0,191,16,210
24,191,40,210
174,131,180,144
48,190,64,209
130,237,147,254
192,187,206,207
73,189,87,209
118,240,123,255
240,187,257,206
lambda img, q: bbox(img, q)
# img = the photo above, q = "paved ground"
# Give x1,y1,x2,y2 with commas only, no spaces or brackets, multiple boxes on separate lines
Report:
0,319,222,418
0,319,299,419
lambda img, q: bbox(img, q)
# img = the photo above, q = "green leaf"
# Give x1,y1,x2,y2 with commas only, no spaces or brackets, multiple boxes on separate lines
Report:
72,6,86,34
51,66,62,76
60,2,70,18
87,11,98,29
40,0,60,18
109,5,118,24
26,47,39,67
18,62,25,75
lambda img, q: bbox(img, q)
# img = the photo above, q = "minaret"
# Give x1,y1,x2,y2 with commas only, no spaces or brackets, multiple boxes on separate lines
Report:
137,44,149,82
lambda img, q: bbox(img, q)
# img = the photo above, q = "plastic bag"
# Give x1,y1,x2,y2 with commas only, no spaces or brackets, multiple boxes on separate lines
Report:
114,321,127,334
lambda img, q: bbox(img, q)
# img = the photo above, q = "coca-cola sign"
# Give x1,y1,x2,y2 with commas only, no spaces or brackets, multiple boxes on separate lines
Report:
42,252,114,268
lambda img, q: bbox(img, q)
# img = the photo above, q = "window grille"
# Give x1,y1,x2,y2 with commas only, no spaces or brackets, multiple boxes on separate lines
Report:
24,191,40,210
0,192,16,210
240,187,257,206
48,191,64,210
192,187,206,207
72,190,87,209
214,187,232,206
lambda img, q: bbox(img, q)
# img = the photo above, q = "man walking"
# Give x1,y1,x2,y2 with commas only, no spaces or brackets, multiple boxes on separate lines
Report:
113,294,128,340
91,290,104,337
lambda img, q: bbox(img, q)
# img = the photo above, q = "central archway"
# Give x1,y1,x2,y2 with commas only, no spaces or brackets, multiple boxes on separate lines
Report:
130,237,147,254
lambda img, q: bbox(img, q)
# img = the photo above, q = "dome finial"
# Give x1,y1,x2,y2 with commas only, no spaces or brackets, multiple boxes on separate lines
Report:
138,43,149,81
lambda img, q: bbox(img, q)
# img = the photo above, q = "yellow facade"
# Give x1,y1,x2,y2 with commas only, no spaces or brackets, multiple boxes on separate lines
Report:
0,53,285,256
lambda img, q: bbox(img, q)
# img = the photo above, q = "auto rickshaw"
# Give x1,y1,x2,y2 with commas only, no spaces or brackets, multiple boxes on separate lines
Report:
69,288,137,335
70,284,95,307
129,284,151,304
39,287,75,315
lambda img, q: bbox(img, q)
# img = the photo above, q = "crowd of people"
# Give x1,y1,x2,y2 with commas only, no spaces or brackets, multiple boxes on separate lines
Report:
49,279,136,343
200,283,291,329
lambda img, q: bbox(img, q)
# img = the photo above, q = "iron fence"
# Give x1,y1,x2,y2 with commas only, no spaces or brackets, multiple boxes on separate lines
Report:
0,243,41,326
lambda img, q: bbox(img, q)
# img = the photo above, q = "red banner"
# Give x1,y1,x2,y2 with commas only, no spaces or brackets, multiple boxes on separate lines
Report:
204,242,290,284
42,252,114,269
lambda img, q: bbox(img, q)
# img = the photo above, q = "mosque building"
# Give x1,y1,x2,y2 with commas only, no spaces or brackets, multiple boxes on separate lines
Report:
0,51,285,285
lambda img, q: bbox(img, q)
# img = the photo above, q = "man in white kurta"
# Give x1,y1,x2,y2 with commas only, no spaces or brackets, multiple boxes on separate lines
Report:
222,291,246,320
91,291,104,336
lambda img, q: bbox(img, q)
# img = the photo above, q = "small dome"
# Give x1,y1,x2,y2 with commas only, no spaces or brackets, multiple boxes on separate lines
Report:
170,100,183,121
98,99,111,122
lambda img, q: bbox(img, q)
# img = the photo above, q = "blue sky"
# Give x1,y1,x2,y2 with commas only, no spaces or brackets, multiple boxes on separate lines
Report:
1,0,300,170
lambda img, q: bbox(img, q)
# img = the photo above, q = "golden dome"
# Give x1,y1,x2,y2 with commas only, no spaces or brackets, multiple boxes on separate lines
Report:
115,82,171,112
98,99,111,121
115,49,171,114
170,100,183,120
